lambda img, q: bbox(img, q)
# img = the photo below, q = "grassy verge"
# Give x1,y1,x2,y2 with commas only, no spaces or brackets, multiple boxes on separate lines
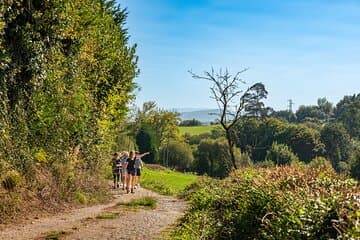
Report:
141,167,198,196
117,197,157,209
171,166,360,239
178,125,219,136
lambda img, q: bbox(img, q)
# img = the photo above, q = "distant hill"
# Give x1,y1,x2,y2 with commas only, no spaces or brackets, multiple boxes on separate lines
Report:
179,109,219,124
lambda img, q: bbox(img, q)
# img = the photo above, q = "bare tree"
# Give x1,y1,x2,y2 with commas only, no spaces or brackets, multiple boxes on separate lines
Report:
189,68,267,169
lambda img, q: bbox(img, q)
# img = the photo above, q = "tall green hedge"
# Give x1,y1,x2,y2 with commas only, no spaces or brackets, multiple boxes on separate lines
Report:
0,0,137,193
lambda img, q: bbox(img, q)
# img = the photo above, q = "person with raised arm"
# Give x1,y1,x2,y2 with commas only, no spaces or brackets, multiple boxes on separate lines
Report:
134,151,150,189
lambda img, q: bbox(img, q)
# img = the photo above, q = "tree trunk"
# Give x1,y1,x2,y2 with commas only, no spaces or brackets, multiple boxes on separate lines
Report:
226,129,238,169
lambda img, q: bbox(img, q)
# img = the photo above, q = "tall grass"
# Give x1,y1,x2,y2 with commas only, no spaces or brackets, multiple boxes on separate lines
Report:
172,166,360,239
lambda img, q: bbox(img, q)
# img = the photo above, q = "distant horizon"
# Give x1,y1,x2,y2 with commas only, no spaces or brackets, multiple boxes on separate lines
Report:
141,91,359,112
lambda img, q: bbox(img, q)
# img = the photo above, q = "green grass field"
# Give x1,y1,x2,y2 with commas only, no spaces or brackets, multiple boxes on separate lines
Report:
141,167,198,196
178,124,219,136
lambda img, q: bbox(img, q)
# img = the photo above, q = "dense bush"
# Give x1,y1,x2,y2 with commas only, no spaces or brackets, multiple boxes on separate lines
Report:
308,156,332,169
160,140,194,170
320,122,352,171
173,167,359,239
1,170,22,191
277,124,325,163
192,137,237,178
265,142,299,165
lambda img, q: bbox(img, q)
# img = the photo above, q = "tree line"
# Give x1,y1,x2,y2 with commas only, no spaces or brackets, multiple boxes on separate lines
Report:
134,96,360,180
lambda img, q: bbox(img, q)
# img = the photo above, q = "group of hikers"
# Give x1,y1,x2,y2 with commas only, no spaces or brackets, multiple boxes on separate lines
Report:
111,151,150,193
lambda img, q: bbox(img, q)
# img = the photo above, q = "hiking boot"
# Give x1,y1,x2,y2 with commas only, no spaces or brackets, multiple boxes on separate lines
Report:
117,183,120,188
126,188,130,194
131,189,135,194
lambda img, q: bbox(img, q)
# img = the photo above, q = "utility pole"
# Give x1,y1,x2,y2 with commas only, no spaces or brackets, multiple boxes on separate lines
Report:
288,99,294,113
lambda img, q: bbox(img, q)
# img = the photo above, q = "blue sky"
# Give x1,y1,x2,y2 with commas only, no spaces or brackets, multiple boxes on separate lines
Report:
120,0,360,110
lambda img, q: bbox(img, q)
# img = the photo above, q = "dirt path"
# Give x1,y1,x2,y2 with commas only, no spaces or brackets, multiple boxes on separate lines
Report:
0,187,186,240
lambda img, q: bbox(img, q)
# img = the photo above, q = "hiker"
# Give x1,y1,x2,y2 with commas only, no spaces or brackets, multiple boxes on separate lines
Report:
111,152,121,189
134,151,150,189
126,151,136,193
120,151,129,190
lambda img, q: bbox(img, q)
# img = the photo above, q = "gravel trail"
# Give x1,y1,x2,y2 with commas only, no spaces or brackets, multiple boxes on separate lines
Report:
0,187,186,240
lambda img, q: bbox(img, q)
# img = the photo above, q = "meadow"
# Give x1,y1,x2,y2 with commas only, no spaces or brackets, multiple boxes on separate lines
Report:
178,125,219,136
141,165,198,196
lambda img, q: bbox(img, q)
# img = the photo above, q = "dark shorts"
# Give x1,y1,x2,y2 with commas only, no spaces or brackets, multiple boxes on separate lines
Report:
127,169,136,176
135,169,141,176
113,173,120,181
112,168,121,175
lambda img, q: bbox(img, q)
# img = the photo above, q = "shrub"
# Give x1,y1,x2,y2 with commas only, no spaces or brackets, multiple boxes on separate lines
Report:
0,160,10,174
237,151,253,168
265,142,299,165
185,133,212,145
308,156,332,169
320,122,352,171
74,191,88,205
1,170,22,191
193,137,235,178
160,140,194,171
338,161,351,175
34,148,48,164
172,167,360,240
